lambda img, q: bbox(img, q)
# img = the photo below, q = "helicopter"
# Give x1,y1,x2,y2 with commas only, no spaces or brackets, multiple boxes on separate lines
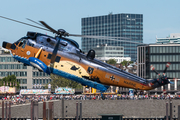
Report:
0,16,173,99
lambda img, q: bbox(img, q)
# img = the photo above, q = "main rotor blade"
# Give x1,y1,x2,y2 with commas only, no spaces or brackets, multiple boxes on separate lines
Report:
26,18,45,28
69,34,147,45
0,15,148,45
107,37,147,44
39,21,59,34
50,39,60,63
0,16,51,32
69,34,130,40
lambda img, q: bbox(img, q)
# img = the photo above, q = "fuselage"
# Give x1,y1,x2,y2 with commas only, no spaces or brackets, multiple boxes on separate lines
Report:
2,32,165,91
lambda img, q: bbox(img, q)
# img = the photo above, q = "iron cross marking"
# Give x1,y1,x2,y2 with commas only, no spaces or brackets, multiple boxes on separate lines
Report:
87,67,94,74
110,75,115,81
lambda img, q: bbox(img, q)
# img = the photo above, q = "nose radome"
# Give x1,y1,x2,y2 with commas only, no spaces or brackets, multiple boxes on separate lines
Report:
2,41,8,48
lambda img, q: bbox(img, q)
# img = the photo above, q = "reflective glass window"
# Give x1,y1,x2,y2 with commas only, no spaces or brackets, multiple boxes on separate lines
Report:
173,55,176,62
176,72,179,78
37,79,39,84
159,47,162,53
177,80,180,90
176,55,179,62
172,47,175,53
33,72,35,77
169,47,172,53
7,57,11,62
169,55,173,62
163,56,165,62
2,57,5,62
43,79,45,84
36,72,38,77
165,55,169,62
162,47,165,53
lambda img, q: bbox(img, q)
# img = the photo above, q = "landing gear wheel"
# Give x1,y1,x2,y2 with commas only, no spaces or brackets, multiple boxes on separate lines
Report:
102,96,105,100
101,93,105,100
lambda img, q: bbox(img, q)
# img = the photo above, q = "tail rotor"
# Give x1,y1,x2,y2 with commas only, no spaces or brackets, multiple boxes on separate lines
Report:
150,63,172,86
150,65,162,84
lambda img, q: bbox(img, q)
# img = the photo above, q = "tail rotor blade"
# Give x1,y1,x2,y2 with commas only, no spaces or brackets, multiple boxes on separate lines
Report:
163,62,171,76
150,65,160,76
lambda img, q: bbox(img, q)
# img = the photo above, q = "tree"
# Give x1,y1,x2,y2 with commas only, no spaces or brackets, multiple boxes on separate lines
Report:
0,75,20,88
45,74,83,90
120,60,133,67
107,59,117,65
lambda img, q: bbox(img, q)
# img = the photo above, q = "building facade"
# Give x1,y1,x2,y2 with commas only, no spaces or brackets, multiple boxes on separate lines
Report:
81,13,143,61
156,33,180,44
137,44,180,94
0,48,51,89
93,45,124,58
97,57,131,64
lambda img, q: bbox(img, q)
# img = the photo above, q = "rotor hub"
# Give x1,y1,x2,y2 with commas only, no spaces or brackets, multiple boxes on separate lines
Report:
58,29,69,37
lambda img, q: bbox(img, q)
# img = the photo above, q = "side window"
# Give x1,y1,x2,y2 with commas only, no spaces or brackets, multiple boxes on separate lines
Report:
27,41,34,47
29,43,34,47
47,54,61,62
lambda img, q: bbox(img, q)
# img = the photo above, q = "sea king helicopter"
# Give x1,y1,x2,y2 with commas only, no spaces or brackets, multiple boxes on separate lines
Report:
0,16,173,99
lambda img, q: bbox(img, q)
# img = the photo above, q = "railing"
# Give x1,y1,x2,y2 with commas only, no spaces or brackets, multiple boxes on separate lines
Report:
0,118,178,120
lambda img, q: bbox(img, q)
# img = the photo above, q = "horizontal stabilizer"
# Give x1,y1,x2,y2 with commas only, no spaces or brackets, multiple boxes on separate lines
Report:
169,81,174,84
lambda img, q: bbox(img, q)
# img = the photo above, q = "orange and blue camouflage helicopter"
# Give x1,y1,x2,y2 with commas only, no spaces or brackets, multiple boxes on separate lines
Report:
0,16,173,99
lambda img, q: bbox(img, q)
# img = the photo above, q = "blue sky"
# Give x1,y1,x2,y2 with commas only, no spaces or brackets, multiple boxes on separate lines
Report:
0,0,180,48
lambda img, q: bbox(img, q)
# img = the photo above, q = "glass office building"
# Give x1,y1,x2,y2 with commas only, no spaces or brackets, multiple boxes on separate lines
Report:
137,44,180,94
81,13,143,61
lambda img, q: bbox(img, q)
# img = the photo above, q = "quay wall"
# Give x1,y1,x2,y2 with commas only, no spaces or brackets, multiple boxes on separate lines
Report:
0,100,179,118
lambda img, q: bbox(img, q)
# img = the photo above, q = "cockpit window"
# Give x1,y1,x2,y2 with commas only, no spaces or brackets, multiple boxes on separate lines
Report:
18,39,27,48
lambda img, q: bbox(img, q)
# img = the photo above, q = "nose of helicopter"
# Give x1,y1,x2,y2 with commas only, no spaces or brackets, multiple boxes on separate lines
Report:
2,41,15,50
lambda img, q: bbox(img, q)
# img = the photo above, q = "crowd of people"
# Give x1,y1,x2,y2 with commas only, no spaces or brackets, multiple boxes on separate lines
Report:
1,93,180,105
